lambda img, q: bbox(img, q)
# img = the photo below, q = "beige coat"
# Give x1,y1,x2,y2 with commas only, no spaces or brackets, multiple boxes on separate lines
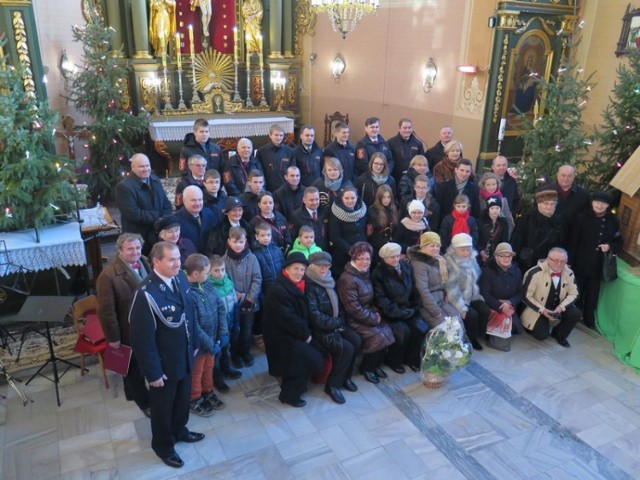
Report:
521,260,578,330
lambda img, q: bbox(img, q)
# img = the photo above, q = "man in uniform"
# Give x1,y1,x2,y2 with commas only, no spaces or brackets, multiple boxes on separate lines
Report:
178,118,222,173
256,124,295,191
323,121,356,182
355,116,394,178
293,125,323,187
129,241,204,468
274,166,304,220
387,118,425,183
116,153,172,255
96,233,151,417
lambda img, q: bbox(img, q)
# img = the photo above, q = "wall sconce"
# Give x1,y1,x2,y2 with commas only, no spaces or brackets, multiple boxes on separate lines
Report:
456,64,489,74
331,54,346,80
59,50,77,80
422,57,437,92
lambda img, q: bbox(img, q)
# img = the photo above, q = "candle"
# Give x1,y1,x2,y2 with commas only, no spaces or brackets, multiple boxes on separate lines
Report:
175,33,182,69
246,33,251,67
498,118,506,141
533,99,539,118
161,37,166,68
258,34,263,69
188,25,195,61
233,26,238,63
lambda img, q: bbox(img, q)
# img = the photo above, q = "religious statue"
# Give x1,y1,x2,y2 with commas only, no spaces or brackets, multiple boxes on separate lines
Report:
149,0,177,56
190,0,213,48
242,0,264,53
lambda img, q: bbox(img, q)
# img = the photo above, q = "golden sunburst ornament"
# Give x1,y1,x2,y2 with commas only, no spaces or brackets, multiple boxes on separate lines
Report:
193,49,234,93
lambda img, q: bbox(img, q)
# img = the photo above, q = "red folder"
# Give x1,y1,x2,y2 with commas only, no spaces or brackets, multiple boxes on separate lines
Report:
104,344,132,376
82,312,106,344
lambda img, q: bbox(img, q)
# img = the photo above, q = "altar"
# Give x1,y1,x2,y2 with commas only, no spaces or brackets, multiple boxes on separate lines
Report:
148,113,295,142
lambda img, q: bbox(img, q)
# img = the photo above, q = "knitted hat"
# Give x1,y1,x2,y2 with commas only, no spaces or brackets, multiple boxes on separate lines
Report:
420,231,441,246
407,200,425,213
494,242,516,257
591,190,613,205
379,242,402,259
486,196,501,209
451,233,473,248
309,251,332,266
155,216,180,235
534,188,558,203
284,251,309,268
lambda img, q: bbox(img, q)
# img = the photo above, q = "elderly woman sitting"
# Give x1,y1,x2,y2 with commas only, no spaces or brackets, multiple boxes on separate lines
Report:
305,252,361,404
444,233,490,350
263,252,324,408
337,242,395,384
372,242,428,372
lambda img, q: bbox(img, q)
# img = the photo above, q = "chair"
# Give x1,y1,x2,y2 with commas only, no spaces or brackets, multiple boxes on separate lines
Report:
71,295,109,389
323,111,350,147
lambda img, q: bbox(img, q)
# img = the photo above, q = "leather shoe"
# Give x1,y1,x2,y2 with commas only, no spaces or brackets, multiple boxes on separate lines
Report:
159,451,184,468
556,338,571,348
389,365,405,374
222,368,242,379
471,341,484,351
214,376,230,393
178,431,205,443
363,371,379,384
407,364,420,373
279,397,306,408
324,386,346,404
375,368,388,379
343,378,358,392
140,407,151,418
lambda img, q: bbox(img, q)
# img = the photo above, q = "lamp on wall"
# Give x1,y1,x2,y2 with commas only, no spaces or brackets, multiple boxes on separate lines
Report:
311,0,379,39
331,54,346,80
59,50,77,80
422,57,437,93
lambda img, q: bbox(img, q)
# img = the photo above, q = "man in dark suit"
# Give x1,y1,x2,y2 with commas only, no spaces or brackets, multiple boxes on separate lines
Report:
96,233,150,417
550,164,590,247
387,117,425,183
274,166,304,220
129,241,203,468
174,186,219,253
293,125,323,187
355,116,394,178
425,125,453,172
491,155,520,214
290,186,328,250
435,159,480,218
255,124,295,192
115,153,172,255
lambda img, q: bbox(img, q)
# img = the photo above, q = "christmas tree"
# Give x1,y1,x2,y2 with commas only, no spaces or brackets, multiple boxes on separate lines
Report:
0,37,77,232
516,48,595,211
590,48,640,192
65,12,147,201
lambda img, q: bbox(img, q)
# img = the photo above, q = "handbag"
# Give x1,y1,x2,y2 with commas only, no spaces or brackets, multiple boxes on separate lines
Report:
602,251,618,282
486,310,512,339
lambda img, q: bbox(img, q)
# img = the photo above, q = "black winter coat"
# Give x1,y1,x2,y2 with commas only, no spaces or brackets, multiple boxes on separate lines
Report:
569,209,623,278
355,173,396,207
479,257,523,312
179,133,222,173
322,140,357,183
223,155,263,197
250,212,292,253
263,273,316,377
477,215,509,258
293,142,323,187
371,261,421,321
510,210,564,271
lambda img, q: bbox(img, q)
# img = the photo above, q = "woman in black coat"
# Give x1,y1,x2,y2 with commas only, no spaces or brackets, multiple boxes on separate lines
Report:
312,156,353,208
355,152,396,207
250,191,292,254
263,253,324,407
477,196,510,266
371,243,428,372
329,186,367,277
569,191,623,328
305,252,361,404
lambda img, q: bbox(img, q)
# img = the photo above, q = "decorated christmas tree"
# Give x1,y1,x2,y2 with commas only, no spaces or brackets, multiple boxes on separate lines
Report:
590,48,640,192
516,48,595,211
65,12,147,201
0,37,77,232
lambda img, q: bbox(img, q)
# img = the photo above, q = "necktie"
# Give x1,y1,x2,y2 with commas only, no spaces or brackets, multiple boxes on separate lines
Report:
171,278,179,293
373,140,378,145
131,262,140,269
312,211,317,222
551,272,561,278
197,179,204,186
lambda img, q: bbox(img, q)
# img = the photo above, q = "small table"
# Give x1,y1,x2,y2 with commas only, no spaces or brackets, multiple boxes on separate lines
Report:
596,258,640,370
6,296,81,406
79,206,120,285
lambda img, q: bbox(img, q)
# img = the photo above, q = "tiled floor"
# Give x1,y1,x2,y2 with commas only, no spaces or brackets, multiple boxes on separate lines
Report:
2,325,640,479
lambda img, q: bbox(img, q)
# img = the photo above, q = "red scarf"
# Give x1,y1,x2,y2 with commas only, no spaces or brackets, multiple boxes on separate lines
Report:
479,188,503,200
451,209,470,236
282,269,306,293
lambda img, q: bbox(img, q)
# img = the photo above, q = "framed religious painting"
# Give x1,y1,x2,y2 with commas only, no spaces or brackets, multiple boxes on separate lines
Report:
501,30,553,137
616,4,640,57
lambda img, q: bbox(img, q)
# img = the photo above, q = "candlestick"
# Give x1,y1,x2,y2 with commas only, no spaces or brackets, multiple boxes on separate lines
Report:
498,118,506,141
188,25,195,61
175,33,182,69
161,36,166,68
258,34,264,70
233,26,239,64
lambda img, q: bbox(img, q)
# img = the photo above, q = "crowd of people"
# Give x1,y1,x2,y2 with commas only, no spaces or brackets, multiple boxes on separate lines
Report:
100,117,622,468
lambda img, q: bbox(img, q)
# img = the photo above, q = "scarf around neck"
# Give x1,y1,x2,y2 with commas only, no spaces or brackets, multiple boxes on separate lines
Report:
332,201,367,223
306,265,339,317
451,209,470,236
225,246,250,261
208,274,235,297
282,269,306,293
371,173,388,186
324,174,343,192
479,188,503,200
401,216,428,232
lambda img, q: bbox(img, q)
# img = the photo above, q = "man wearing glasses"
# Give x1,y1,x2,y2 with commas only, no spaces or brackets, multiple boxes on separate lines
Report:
175,155,208,207
521,247,581,347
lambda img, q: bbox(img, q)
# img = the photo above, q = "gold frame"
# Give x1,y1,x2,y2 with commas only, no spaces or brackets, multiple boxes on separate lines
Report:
501,29,553,137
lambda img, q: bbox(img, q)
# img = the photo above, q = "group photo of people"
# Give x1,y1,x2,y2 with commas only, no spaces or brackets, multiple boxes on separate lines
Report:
106,116,623,468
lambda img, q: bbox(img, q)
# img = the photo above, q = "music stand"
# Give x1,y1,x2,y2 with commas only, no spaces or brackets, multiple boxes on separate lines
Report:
7,295,81,406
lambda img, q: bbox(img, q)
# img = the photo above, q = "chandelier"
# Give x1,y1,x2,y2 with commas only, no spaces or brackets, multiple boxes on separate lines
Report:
311,0,380,39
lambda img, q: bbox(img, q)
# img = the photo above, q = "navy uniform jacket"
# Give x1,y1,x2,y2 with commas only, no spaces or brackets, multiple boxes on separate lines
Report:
179,133,222,173
323,140,356,183
255,142,295,192
387,133,425,182
115,174,172,247
293,142,323,187
355,135,394,179
129,271,197,382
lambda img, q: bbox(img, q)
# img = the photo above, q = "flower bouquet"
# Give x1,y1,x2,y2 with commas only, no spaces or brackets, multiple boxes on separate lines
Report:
420,317,472,388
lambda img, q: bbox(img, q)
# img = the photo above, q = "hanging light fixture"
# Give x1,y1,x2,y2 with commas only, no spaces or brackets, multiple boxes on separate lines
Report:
311,0,380,39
